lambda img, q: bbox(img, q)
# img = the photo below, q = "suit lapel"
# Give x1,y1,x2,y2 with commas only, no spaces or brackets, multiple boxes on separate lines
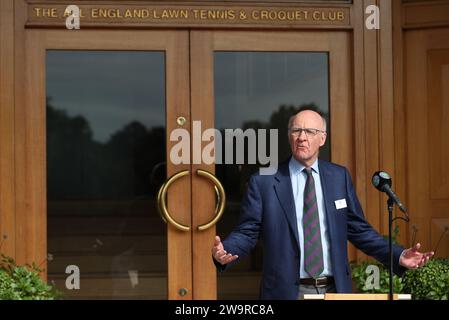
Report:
273,162,300,250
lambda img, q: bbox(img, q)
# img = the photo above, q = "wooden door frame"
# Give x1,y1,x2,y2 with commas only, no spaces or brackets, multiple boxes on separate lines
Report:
16,28,354,300
19,29,192,299
190,30,352,299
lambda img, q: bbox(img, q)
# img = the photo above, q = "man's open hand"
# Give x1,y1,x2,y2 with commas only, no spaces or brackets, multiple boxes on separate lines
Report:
399,243,434,269
212,236,238,265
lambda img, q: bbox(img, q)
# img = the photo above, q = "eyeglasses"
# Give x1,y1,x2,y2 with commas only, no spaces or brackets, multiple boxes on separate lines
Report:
289,127,326,137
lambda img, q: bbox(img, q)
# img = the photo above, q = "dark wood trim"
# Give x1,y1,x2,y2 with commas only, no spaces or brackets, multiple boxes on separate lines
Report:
403,0,449,30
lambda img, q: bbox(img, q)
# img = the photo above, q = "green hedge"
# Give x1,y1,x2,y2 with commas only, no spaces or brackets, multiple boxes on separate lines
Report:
402,258,449,300
351,258,449,300
351,260,404,294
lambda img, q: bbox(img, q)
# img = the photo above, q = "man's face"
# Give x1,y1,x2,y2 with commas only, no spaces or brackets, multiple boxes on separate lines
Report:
288,111,327,167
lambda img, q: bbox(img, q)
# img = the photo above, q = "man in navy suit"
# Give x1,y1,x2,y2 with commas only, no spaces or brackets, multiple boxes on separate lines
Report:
212,108,434,299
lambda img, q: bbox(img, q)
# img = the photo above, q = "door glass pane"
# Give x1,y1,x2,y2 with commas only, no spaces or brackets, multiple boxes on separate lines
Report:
46,51,166,299
214,52,329,299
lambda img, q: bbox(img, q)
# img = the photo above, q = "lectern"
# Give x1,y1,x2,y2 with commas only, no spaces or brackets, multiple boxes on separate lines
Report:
303,293,412,300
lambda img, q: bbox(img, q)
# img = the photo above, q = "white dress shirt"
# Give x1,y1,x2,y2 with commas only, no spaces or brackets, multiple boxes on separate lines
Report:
289,156,333,278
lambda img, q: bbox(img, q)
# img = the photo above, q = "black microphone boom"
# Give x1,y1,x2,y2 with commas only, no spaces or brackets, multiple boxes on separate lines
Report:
372,171,408,300
372,171,407,213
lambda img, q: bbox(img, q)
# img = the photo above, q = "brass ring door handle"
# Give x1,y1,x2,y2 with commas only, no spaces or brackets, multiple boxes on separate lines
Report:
157,170,190,232
196,169,226,231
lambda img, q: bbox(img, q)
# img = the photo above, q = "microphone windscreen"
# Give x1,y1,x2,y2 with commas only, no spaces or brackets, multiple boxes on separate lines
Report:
372,171,392,191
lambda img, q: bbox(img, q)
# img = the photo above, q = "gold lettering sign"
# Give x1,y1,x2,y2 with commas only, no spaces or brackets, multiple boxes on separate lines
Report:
27,4,350,28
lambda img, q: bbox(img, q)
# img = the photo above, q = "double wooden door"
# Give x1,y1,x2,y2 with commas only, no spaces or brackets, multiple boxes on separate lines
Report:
23,29,351,299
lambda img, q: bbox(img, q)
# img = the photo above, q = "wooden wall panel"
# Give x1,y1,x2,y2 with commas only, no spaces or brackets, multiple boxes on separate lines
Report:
14,0,30,267
379,0,398,235
403,1,449,29
350,0,410,261
393,0,409,249
404,30,431,251
431,219,449,258
405,27,449,257
15,30,47,270
351,0,399,262
0,0,16,258
350,0,366,263
329,33,353,173
428,50,449,199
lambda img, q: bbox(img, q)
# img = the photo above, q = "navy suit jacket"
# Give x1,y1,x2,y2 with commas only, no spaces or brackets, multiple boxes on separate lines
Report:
216,159,405,300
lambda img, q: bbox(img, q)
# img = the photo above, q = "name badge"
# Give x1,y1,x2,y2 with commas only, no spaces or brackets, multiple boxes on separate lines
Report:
334,198,347,210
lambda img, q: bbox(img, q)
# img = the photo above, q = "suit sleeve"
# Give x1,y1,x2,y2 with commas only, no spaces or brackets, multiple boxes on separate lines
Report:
213,174,263,272
344,168,407,276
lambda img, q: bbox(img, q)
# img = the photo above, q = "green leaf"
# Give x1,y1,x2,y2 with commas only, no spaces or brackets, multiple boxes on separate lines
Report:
0,253,61,300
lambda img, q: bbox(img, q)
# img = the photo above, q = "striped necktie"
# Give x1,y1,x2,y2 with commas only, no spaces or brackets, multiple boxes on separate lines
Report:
303,167,324,279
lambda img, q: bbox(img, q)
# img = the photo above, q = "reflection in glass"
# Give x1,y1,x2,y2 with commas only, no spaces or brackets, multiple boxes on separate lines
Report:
46,51,166,299
214,52,329,299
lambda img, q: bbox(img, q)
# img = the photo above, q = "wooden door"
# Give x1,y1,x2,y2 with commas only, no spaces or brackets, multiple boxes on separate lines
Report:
190,31,352,299
21,29,353,300
405,27,449,258
21,29,192,299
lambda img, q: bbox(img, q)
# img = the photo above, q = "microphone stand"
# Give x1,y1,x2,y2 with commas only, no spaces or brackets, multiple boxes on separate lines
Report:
386,197,409,301
387,198,394,301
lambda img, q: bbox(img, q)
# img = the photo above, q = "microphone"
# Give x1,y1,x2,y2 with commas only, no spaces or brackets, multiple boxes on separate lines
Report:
372,171,407,213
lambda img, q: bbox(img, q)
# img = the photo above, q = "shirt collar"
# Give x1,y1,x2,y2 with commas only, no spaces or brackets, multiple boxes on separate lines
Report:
289,156,320,176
